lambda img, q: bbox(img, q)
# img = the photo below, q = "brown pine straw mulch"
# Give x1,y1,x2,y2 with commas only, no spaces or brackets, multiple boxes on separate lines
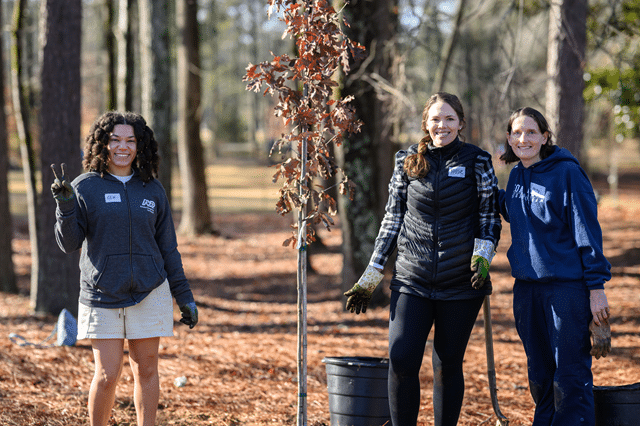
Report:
1,186,639,425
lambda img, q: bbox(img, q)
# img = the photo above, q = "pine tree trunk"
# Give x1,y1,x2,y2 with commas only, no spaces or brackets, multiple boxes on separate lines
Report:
103,0,117,110
546,0,586,162
0,0,16,294
176,0,214,235
139,0,173,202
11,0,39,298
116,0,136,111
338,0,398,308
36,0,82,316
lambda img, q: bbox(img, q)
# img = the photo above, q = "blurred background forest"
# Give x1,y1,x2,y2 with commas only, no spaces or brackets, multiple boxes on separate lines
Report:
0,0,638,317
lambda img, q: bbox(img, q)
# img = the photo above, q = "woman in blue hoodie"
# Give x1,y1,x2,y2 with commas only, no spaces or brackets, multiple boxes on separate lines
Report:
499,107,611,426
51,111,198,426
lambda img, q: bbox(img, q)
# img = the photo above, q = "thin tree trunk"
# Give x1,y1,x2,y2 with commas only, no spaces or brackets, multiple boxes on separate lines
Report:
432,0,467,93
176,0,214,235
104,0,117,110
0,0,17,294
139,0,173,201
11,0,39,297
296,130,308,426
36,0,82,316
117,0,135,111
248,0,261,154
205,0,219,157
464,34,475,145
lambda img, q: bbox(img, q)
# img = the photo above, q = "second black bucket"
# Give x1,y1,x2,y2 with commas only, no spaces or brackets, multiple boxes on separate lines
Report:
322,356,390,426
594,382,640,426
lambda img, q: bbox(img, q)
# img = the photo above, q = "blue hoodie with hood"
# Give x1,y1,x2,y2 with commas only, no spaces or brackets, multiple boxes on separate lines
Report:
500,146,611,289
55,171,195,309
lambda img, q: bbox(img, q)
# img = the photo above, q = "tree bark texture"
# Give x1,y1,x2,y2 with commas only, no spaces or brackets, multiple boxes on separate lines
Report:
204,0,220,157
37,0,82,316
103,0,117,110
11,0,40,298
117,0,136,111
177,0,214,235
139,0,173,202
338,0,398,303
0,0,17,294
546,0,586,163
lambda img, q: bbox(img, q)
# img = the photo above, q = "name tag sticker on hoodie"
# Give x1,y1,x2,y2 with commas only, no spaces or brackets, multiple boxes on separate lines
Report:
530,183,546,201
448,166,465,178
105,193,121,203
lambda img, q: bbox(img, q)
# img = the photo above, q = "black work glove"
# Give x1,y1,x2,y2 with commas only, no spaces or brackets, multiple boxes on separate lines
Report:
345,288,372,315
50,163,75,202
344,265,384,314
179,302,198,329
589,319,611,359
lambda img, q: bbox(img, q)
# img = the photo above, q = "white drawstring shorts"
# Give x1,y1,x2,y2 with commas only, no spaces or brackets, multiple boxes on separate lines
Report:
77,279,174,340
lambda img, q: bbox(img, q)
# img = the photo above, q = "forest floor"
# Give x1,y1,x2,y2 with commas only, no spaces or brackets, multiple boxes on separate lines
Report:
0,171,639,426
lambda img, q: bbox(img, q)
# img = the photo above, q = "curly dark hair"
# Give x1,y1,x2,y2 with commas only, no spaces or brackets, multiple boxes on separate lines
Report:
500,107,555,164
82,111,159,183
404,92,466,178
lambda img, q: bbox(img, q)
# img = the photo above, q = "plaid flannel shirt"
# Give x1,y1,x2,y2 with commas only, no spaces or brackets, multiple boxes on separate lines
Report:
370,147,501,269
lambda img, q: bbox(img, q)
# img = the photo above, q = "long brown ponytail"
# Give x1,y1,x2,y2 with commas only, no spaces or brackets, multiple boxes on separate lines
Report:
404,135,430,178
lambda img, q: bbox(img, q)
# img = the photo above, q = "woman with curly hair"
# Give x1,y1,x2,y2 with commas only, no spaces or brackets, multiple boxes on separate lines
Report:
81,111,160,183
51,111,198,426
344,92,501,425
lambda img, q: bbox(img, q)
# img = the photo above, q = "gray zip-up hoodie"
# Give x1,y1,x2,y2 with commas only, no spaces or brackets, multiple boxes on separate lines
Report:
55,171,195,309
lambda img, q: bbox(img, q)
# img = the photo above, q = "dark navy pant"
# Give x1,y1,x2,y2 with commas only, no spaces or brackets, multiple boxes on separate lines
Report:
388,291,484,426
513,280,594,426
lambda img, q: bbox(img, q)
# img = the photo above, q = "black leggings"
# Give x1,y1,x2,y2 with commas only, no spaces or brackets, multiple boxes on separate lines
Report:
388,291,484,426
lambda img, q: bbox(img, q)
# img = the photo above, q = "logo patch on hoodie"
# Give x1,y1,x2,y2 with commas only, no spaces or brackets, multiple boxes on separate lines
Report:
530,183,546,202
140,199,156,213
512,183,546,203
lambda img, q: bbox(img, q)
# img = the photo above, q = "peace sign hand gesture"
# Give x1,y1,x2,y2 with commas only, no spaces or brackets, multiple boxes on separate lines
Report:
50,163,75,202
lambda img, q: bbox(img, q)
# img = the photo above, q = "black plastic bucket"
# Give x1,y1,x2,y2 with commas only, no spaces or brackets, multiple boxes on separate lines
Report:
322,356,390,426
594,383,640,426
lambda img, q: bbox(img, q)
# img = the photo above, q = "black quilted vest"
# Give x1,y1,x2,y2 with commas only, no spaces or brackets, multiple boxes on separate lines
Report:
391,139,490,300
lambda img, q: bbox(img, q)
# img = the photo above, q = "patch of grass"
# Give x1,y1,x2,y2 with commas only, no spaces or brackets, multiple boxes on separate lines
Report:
8,160,282,220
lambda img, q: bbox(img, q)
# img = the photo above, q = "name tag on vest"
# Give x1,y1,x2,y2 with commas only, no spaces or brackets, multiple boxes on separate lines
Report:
105,193,121,203
448,166,465,178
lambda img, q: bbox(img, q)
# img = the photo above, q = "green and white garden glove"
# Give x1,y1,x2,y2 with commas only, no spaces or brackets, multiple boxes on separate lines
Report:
344,265,384,314
470,238,495,290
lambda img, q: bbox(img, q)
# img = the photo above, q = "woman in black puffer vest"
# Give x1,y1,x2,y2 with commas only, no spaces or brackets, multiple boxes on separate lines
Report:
344,92,501,426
